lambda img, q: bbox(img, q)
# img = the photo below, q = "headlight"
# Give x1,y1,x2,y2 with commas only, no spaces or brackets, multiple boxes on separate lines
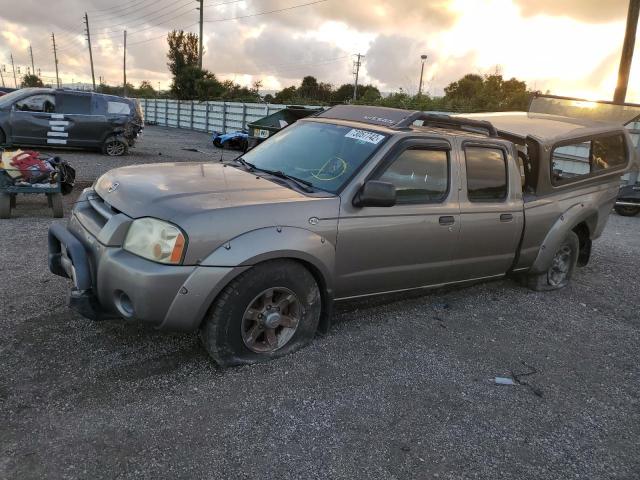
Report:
123,218,186,264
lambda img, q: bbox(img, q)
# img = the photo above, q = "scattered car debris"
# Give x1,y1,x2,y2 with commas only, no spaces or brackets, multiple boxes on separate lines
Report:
494,376,516,385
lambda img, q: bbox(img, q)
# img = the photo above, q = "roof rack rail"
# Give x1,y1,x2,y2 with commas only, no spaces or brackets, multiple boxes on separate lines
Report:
393,112,499,137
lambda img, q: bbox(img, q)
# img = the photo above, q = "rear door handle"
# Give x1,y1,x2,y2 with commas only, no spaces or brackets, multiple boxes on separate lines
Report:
500,213,514,222
439,215,455,226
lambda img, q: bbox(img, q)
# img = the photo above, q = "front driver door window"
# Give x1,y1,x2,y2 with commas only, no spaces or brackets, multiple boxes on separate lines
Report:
11,94,57,145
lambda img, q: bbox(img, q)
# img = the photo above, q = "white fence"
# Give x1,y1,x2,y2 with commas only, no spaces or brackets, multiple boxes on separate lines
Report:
137,99,320,134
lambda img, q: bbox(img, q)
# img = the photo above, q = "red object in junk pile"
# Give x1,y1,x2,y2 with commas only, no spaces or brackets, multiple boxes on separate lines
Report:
10,151,52,182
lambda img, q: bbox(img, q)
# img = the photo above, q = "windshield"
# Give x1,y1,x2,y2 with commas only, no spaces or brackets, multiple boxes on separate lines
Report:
529,95,640,126
241,121,387,193
0,89,28,107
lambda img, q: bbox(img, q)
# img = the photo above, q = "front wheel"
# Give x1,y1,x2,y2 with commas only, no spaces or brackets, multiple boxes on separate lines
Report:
526,231,579,291
200,259,322,367
614,205,640,217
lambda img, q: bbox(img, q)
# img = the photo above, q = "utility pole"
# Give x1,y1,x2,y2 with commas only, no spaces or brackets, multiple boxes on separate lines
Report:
123,30,127,97
84,12,96,90
353,53,363,101
29,45,35,77
0,66,5,88
10,54,17,88
418,54,428,96
197,0,204,68
614,0,640,104
51,33,61,88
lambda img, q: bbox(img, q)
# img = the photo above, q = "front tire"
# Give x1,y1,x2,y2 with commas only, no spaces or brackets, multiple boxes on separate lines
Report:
526,231,579,291
614,205,640,217
200,259,322,367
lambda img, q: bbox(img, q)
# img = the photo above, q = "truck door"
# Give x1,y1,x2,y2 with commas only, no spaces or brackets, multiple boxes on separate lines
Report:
451,143,524,281
10,93,57,145
335,139,461,298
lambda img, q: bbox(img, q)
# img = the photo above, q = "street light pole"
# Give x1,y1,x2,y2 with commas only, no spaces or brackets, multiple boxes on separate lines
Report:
418,54,428,96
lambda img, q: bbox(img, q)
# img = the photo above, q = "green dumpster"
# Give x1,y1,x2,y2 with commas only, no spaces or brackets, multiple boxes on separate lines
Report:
247,106,323,149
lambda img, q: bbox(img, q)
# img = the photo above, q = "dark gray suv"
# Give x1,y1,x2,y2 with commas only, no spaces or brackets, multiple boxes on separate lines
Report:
0,88,143,156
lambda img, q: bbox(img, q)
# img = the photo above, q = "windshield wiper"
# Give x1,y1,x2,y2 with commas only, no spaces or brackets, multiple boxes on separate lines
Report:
261,169,315,192
229,156,315,192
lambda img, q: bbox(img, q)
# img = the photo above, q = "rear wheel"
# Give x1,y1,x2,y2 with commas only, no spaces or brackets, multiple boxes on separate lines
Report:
213,137,223,148
0,128,6,146
200,259,322,367
0,193,11,219
102,137,128,156
614,205,640,217
526,231,579,291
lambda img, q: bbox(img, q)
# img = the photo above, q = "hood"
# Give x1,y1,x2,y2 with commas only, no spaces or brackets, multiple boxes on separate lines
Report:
94,162,340,265
95,162,324,221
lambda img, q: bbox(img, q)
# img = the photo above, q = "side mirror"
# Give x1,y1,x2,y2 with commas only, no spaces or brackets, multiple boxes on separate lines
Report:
353,180,396,208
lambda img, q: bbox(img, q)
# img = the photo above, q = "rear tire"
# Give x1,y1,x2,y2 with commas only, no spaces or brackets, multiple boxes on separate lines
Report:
102,137,128,156
50,193,63,218
614,205,640,217
200,259,322,367
0,128,6,146
526,231,579,291
213,137,223,148
0,193,11,219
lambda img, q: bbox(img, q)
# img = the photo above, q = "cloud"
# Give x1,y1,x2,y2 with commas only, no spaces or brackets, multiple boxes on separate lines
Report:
513,0,629,22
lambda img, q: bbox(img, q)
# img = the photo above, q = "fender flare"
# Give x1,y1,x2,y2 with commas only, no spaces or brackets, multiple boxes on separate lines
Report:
529,202,597,274
201,225,336,298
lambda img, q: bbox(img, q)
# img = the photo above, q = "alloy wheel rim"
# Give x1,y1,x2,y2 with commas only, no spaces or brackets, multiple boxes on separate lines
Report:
548,245,572,286
106,141,125,156
241,287,301,353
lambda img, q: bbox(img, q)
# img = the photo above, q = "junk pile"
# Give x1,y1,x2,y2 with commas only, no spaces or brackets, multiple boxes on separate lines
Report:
0,149,76,219
0,150,75,193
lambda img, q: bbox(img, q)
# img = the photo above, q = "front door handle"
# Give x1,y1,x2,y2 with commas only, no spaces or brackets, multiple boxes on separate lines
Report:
500,213,514,222
439,215,455,226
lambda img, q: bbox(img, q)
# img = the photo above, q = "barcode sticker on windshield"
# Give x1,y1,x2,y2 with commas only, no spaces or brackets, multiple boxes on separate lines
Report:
344,129,385,145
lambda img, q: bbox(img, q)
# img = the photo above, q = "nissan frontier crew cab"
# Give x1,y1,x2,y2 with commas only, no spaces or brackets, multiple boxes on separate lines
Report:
48,99,635,366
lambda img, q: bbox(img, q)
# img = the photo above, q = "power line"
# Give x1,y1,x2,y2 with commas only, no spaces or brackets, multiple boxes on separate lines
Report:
92,0,246,38
127,0,330,46
89,0,161,18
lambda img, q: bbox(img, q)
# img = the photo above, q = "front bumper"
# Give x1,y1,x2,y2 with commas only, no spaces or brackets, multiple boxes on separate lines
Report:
48,215,241,331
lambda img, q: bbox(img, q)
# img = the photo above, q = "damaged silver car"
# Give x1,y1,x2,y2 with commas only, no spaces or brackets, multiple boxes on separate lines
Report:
48,98,635,366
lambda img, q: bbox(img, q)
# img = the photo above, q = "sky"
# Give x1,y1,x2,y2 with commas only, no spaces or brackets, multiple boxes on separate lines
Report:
0,0,639,102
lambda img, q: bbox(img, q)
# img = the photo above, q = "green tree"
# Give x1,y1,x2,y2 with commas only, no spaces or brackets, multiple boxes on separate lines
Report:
273,86,297,104
167,30,203,99
443,73,531,112
137,80,157,98
21,74,44,88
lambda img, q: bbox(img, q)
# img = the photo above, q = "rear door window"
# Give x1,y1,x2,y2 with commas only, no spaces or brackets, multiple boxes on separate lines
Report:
551,133,627,185
14,94,56,113
107,101,131,115
378,148,449,203
57,94,92,114
464,146,508,201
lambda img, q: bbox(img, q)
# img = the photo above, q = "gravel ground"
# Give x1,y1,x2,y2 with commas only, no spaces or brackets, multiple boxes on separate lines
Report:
1,126,639,479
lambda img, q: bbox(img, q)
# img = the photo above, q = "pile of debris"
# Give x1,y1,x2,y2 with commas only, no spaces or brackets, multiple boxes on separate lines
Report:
0,150,75,193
